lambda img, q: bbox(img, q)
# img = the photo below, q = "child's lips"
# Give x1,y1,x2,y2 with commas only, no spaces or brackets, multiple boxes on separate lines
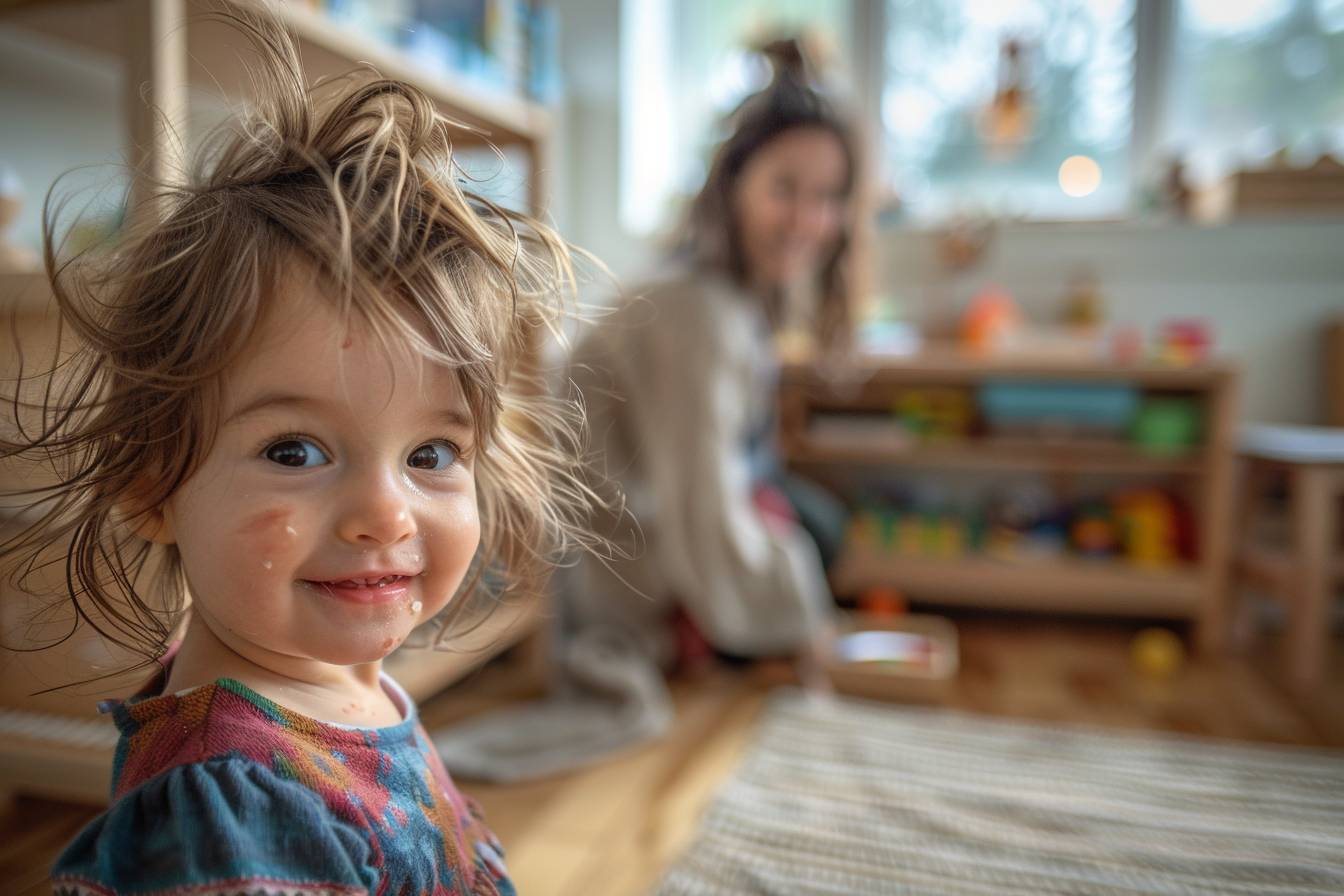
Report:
303,574,416,605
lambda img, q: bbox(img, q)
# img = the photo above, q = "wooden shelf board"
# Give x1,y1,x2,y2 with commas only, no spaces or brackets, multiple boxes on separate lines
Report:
783,350,1236,390
833,549,1202,617
1237,540,1344,588
3,0,548,145
787,436,1203,475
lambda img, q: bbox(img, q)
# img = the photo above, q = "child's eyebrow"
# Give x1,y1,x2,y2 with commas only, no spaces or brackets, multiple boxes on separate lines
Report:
224,392,318,426
224,392,474,429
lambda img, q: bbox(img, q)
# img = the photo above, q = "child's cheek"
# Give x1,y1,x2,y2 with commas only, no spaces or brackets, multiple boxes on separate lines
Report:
237,504,302,574
421,497,481,608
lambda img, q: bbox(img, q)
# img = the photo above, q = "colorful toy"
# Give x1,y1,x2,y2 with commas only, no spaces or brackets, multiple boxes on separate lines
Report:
1071,502,1118,557
934,515,967,558
961,286,1021,354
845,484,1191,570
847,511,880,551
894,387,973,440
1131,627,1185,680
978,381,1139,438
858,587,908,617
1061,271,1105,331
1111,324,1143,364
1158,319,1212,366
1132,398,1202,455
1022,520,1068,559
1113,489,1178,568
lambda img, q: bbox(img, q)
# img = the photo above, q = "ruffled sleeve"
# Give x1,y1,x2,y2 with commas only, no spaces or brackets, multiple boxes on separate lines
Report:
52,756,377,896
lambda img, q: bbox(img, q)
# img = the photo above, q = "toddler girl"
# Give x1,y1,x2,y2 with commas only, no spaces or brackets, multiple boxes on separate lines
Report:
3,10,596,895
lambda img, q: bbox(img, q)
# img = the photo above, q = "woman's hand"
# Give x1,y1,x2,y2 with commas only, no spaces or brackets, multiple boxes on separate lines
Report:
796,619,837,694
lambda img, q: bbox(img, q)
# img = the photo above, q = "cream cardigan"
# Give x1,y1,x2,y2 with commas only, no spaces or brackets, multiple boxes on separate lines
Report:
433,269,832,782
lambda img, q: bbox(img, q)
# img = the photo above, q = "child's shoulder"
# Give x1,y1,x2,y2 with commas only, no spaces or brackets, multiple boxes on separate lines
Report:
106,676,370,797
53,748,378,894
55,676,515,896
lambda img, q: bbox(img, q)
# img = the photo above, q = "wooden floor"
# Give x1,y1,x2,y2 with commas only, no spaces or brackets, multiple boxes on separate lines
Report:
3,612,1342,896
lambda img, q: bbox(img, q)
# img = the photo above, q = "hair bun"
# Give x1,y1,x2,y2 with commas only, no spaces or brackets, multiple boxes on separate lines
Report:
759,37,810,86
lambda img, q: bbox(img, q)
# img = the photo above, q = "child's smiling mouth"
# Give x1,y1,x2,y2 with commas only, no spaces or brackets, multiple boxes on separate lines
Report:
301,572,419,605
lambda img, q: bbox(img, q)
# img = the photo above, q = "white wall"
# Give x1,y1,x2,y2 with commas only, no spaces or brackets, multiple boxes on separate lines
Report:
0,29,123,254
877,220,1344,424
551,0,655,283
0,27,230,256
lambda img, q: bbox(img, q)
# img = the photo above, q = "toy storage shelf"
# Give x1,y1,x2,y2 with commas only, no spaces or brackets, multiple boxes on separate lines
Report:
833,550,1203,618
2,0,553,209
3,0,549,143
780,352,1240,652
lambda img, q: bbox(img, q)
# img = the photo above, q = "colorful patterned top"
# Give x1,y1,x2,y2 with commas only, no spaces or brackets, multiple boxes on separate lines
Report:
51,667,514,896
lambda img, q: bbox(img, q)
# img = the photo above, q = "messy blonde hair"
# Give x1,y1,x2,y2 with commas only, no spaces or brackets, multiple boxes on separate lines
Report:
2,9,601,663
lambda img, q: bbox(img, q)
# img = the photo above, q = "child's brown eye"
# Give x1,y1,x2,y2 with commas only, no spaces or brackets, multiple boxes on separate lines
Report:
407,441,458,471
264,438,329,468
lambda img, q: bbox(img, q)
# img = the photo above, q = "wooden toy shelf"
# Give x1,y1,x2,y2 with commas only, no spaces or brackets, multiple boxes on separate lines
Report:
779,351,1239,651
3,0,553,207
0,0,553,804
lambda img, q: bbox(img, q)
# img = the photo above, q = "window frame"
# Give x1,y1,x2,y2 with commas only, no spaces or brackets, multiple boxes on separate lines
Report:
856,0,1179,223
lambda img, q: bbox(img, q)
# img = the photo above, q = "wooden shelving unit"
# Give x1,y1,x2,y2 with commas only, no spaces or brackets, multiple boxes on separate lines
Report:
0,0,554,803
780,351,1240,651
791,435,1203,475
3,0,552,204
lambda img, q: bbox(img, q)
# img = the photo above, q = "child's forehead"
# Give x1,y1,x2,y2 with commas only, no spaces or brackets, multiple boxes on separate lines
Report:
226,282,466,414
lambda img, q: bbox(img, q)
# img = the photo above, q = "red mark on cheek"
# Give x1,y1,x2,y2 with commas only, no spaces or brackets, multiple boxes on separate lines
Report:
341,336,353,349
239,506,295,555
381,637,395,651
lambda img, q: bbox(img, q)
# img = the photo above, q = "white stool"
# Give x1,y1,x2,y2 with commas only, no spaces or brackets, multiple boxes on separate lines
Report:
1236,424,1344,689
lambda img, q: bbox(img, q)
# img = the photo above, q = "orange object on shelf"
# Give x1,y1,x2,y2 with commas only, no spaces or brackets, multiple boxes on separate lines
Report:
961,286,1021,354
858,586,908,617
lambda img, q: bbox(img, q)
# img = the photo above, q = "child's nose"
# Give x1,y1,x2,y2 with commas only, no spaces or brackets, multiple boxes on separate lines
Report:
336,471,417,547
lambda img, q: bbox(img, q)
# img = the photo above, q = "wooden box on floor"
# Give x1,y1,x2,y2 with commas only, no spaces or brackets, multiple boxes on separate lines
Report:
824,613,958,703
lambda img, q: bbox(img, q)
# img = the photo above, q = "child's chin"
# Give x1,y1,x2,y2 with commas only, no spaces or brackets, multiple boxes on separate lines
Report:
316,638,407,667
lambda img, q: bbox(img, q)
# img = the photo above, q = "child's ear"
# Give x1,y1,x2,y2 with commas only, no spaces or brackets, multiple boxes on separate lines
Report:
121,483,177,546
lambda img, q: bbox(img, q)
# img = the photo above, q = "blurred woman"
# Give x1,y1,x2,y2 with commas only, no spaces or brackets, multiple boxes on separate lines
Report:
436,39,867,782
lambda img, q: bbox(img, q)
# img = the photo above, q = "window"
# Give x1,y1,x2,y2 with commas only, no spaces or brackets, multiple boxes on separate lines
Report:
1165,0,1344,183
882,0,1136,221
618,0,1344,229
619,0,852,235
879,0,1344,222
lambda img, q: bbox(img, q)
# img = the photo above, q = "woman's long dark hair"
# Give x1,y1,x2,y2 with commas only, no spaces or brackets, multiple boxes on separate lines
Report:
681,37,867,348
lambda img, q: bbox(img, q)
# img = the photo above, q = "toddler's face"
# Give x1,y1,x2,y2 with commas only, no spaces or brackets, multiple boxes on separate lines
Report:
157,278,481,667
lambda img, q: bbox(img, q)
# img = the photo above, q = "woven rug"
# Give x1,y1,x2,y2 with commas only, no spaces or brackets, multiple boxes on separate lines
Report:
655,690,1344,895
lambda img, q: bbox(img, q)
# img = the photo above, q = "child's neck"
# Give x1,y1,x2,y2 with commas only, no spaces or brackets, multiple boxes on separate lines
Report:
163,612,404,727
